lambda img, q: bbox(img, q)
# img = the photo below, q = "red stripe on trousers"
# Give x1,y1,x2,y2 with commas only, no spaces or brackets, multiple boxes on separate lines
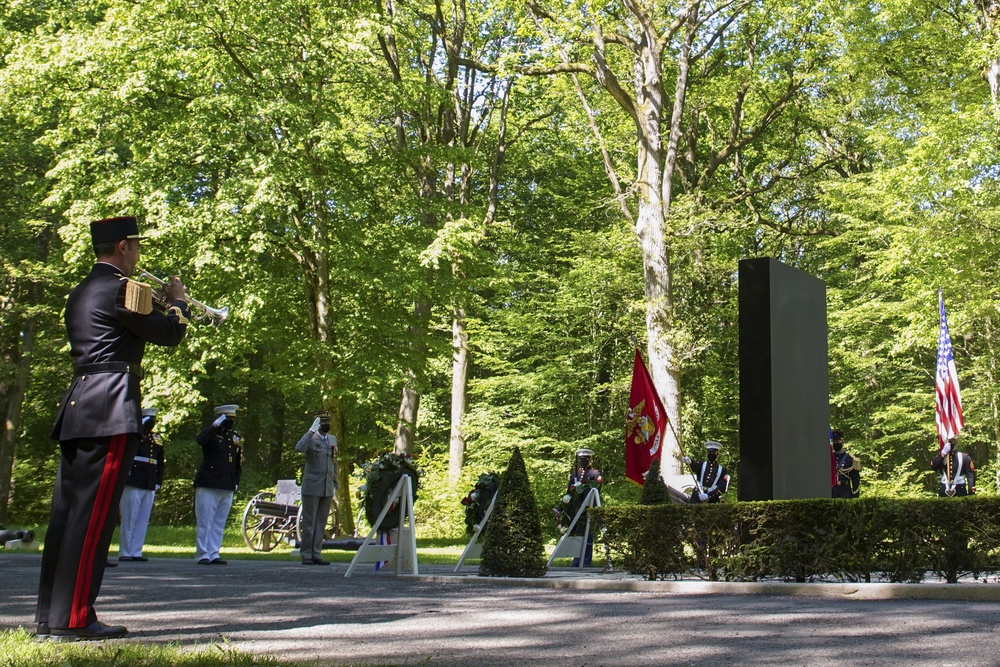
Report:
69,434,126,628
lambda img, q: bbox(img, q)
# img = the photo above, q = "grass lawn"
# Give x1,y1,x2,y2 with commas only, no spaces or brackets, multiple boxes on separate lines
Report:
0,629,401,666
15,524,570,566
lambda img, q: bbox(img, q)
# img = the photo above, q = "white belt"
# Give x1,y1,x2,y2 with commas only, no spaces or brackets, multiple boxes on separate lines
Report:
133,456,156,464
941,473,966,485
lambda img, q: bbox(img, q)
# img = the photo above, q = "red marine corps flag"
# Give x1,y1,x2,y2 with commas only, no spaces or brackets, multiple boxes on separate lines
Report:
935,290,964,448
625,348,668,485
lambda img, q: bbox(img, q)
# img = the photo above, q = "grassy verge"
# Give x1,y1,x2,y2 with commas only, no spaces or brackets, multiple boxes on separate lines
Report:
13,524,572,566
0,629,404,667
15,524,518,564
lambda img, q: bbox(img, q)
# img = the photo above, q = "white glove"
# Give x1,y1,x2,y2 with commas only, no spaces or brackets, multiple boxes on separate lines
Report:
682,456,691,465
308,417,321,433
213,414,226,427
698,492,709,502
942,443,952,455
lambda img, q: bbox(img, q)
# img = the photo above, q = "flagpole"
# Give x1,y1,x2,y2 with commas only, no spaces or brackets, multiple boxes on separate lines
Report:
939,288,953,491
652,364,704,495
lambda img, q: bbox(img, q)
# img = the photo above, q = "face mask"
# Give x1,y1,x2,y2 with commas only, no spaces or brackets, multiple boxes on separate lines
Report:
320,423,331,434
222,417,234,429
833,442,844,452
707,451,718,462
143,418,156,433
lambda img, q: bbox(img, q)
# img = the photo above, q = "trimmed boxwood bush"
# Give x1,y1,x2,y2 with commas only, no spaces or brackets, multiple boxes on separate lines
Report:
593,496,1000,583
637,457,670,506
479,447,547,578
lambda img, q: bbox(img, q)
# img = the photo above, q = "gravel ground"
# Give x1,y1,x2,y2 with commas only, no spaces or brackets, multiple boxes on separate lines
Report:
3,552,1000,666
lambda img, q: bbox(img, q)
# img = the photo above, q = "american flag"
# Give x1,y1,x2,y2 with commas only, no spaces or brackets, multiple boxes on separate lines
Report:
935,290,964,448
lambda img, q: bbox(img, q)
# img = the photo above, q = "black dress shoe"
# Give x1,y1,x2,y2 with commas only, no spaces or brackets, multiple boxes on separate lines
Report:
118,556,133,562
198,558,211,565
50,621,128,642
301,559,314,565
105,559,118,568
313,558,330,566
35,623,50,642
210,558,227,565
132,556,149,562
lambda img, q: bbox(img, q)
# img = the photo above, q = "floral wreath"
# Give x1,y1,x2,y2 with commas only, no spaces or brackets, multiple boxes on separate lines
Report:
355,451,423,526
552,475,603,534
461,472,500,535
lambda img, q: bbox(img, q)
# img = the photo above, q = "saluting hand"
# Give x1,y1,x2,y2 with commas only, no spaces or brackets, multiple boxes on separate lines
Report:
309,417,321,433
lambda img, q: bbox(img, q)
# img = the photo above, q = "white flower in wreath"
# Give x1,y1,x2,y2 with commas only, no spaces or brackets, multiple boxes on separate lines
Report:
561,494,572,504
573,480,582,489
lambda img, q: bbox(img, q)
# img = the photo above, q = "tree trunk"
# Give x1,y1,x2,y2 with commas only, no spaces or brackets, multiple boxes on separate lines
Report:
0,315,36,523
449,304,469,481
394,383,421,455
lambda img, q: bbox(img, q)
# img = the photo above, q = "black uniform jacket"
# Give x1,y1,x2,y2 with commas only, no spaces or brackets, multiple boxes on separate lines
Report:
930,449,976,489
125,432,165,490
194,424,242,491
51,263,189,441
689,460,730,502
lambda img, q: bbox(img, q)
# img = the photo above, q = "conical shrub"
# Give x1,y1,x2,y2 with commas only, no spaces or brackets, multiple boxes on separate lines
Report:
638,456,670,505
479,447,547,577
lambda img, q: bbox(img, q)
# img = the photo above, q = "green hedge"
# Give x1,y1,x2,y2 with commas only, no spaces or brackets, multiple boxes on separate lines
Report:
592,496,1000,583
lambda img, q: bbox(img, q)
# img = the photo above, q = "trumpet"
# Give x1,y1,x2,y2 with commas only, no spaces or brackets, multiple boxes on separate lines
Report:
136,271,229,325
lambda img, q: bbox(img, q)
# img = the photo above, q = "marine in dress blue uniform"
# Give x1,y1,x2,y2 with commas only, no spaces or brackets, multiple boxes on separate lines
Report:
931,437,976,497
830,429,861,499
566,449,602,566
194,404,242,564
683,441,730,504
118,408,165,561
36,216,189,641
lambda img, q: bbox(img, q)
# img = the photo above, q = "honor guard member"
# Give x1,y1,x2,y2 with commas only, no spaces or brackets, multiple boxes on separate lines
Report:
682,441,731,504
194,404,242,564
118,408,165,561
37,216,189,642
931,436,976,497
295,410,339,565
566,449,603,566
830,429,861,499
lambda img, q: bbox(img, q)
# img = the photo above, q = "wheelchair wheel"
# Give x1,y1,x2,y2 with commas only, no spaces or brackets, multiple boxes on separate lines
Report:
241,492,281,552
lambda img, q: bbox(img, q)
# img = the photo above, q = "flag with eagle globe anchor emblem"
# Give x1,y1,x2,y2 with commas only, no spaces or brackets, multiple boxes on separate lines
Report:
625,349,667,485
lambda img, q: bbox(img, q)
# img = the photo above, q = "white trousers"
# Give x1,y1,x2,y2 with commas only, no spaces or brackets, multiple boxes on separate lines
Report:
119,485,156,558
195,487,234,561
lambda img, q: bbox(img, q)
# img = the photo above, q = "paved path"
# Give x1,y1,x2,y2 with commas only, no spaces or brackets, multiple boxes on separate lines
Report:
4,552,1000,666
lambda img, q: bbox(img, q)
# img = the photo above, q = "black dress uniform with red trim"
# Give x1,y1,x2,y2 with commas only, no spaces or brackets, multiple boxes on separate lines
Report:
36,217,189,635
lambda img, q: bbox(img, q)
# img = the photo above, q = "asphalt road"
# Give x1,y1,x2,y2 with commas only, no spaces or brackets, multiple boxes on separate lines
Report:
4,552,1000,666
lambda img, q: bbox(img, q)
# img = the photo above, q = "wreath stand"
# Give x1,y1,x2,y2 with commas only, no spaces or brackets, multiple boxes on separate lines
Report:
547,487,604,568
453,491,498,572
345,474,418,578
